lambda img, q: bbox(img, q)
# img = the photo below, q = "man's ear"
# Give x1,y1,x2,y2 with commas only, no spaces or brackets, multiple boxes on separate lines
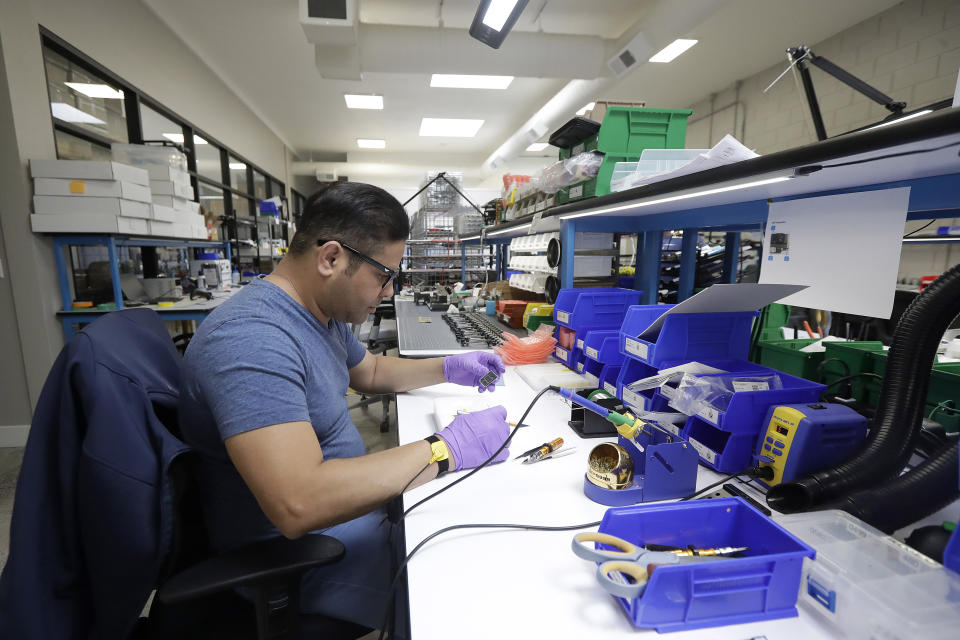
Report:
315,241,341,277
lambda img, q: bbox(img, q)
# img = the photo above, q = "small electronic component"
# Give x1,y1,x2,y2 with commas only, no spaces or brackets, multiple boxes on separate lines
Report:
479,370,499,388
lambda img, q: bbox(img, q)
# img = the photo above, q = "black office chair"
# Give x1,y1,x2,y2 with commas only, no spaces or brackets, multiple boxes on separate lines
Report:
0,307,363,640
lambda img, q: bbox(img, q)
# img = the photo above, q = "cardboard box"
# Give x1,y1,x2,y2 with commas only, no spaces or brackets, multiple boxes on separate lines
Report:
151,204,177,222
152,194,200,214
30,159,150,186
30,213,149,235
33,195,152,219
33,177,152,203
144,165,191,185
150,179,194,199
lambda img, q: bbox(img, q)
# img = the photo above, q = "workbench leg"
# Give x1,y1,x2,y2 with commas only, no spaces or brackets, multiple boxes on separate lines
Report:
61,317,75,342
637,230,661,305
461,243,467,283
722,232,741,283
53,238,72,311
678,228,699,302
107,237,124,309
559,220,575,289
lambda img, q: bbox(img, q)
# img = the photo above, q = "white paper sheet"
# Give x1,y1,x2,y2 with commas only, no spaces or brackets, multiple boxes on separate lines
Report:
638,283,808,339
759,188,911,318
617,134,760,190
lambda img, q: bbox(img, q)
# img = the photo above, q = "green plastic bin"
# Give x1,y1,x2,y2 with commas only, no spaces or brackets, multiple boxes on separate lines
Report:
862,353,960,432
820,342,886,401
754,338,824,380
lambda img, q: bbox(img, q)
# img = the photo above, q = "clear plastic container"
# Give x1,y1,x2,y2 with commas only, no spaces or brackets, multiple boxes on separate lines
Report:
777,510,960,640
111,143,188,171
610,148,707,192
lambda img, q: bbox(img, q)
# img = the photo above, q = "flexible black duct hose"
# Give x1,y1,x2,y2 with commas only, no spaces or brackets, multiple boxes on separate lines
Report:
767,261,960,513
828,440,959,534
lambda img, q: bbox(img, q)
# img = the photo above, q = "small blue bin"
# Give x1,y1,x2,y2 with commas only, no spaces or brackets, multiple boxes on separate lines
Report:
582,330,624,365
485,300,495,315
595,498,815,632
554,287,641,331
682,417,759,472
598,365,622,397
620,306,757,368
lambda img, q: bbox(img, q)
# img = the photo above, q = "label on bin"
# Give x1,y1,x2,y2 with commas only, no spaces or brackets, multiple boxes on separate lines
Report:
659,384,677,399
585,373,599,387
576,361,585,372
688,437,717,464
698,406,720,424
585,346,599,359
622,389,646,411
556,347,568,361
603,382,617,396
624,337,648,359
732,380,771,392
661,422,681,436
576,339,584,349
557,311,570,324
569,184,584,199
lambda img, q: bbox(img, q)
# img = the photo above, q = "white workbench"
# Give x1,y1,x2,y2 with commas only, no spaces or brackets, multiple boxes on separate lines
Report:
397,367,835,640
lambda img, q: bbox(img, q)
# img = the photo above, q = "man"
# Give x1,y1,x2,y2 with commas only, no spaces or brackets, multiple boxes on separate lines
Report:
179,182,508,631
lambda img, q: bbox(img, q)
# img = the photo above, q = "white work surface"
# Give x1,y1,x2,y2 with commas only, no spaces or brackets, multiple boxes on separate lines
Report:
397,367,834,640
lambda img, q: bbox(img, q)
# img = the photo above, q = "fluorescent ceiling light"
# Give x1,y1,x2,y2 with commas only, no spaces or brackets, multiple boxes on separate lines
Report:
199,195,223,200
50,102,105,125
525,142,548,152
487,222,531,237
419,117,484,137
63,82,124,99
560,176,792,220
162,133,208,145
357,138,386,149
649,39,698,63
344,94,383,110
576,102,596,116
470,0,528,49
430,74,514,90
867,109,933,130
483,0,520,30
229,162,247,170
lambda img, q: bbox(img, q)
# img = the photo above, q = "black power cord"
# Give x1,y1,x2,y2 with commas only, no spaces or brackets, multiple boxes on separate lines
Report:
680,466,774,502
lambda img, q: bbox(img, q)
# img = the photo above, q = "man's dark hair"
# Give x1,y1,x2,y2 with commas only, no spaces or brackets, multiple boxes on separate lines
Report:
288,182,409,270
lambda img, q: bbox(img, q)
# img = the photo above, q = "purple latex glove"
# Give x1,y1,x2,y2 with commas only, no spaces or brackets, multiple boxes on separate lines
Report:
437,406,510,471
442,351,506,392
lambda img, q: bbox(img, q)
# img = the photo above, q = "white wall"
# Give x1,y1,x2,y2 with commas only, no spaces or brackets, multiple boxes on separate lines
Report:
683,0,960,282
0,0,297,441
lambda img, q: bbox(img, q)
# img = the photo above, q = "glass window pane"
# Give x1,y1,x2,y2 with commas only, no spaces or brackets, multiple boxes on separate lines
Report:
253,171,267,201
198,181,226,218
196,142,224,183
233,193,254,218
54,129,113,161
140,102,187,148
43,46,128,143
270,179,284,200
229,156,249,194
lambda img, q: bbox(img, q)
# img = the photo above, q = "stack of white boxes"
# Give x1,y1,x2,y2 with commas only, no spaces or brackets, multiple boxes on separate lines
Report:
146,164,207,240
30,160,154,234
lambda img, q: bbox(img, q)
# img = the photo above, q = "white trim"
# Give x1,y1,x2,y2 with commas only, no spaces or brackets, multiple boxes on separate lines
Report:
0,424,29,448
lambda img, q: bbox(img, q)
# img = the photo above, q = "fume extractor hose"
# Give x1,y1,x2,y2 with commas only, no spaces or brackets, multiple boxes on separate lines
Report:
767,261,960,516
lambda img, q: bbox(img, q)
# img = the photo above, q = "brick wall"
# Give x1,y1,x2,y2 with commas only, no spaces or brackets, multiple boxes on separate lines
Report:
684,0,959,281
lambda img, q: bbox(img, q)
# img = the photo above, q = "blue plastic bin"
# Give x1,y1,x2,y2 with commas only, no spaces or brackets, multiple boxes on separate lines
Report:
595,498,815,632
681,366,827,434
554,288,641,331
620,307,758,368
598,365,622,397
582,330,624,364
682,417,760,472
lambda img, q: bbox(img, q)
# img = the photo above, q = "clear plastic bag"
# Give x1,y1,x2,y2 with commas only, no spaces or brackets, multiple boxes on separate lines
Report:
537,151,604,194
668,373,783,417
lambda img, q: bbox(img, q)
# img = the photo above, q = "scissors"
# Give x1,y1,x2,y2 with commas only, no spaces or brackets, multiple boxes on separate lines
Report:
571,532,684,599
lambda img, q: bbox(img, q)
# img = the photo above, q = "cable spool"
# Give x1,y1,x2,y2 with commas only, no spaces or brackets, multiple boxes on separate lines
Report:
546,237,562,268
544,275,560,303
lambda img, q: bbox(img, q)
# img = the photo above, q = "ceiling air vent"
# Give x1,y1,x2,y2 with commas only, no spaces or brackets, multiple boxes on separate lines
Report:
300,0,356,45
607,31,654,77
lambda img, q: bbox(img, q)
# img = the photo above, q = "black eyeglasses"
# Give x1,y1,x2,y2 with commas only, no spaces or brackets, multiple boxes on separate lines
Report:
317,239,398,289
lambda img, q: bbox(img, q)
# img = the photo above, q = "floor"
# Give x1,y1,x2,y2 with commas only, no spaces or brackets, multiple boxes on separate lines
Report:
0,388,397,639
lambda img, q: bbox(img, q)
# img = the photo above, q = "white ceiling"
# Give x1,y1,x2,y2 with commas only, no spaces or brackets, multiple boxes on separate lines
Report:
141,0,902,187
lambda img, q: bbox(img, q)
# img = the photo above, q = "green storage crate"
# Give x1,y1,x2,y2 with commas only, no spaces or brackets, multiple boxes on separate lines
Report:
525,316,555,332
558,134,598,160
556,178,598,204
758,304,792,342
754,338,824,379
862,353,960,432
594,107,693,197
819,342,887,401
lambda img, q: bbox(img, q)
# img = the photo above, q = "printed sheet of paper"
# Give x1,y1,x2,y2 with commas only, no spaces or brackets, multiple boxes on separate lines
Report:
759,188,911,318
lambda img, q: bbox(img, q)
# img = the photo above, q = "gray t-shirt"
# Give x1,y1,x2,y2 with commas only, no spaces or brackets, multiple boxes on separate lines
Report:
179,277,368,550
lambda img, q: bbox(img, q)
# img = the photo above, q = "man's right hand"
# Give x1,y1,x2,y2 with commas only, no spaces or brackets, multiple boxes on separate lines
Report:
436,406,510,471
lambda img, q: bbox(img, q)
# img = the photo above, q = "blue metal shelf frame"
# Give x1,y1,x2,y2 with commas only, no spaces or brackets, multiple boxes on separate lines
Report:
460,235,512,283
52,234,231,312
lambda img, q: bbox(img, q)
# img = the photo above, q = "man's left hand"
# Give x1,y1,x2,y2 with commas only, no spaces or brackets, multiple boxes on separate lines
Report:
442,352,505,392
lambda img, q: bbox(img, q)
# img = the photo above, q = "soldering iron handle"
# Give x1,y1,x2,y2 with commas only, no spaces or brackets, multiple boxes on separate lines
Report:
558,388,610,418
